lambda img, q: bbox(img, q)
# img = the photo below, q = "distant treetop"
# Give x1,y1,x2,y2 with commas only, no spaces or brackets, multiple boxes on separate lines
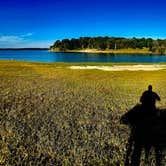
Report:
50,37,166,54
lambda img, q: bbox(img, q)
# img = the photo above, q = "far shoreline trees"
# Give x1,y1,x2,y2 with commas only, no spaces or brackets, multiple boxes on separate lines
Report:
50,37,166,54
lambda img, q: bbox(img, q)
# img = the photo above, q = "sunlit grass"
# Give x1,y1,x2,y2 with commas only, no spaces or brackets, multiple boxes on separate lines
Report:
0,61,166,165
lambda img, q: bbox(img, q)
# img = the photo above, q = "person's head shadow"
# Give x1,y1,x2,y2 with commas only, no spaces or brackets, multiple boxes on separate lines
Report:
121,104,166,166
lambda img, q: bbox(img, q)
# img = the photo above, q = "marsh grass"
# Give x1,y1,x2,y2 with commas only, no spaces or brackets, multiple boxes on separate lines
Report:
0,61,166,165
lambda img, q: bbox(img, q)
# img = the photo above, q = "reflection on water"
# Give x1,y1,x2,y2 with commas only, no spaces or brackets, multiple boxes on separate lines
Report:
0,50,166,63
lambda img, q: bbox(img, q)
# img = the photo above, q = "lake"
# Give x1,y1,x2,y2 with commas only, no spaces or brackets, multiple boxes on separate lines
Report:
0,50,166,63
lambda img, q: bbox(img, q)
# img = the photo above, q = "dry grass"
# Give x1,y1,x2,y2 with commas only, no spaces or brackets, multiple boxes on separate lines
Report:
0,61,166,165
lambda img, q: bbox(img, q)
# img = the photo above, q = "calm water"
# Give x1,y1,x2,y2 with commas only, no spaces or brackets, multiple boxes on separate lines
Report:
0,50,166,63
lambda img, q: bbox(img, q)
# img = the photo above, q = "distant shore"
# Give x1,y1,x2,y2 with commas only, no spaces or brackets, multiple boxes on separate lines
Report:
49,48,154,54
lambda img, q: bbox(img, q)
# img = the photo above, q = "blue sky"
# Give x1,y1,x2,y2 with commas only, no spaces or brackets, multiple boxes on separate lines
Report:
0,0,166,48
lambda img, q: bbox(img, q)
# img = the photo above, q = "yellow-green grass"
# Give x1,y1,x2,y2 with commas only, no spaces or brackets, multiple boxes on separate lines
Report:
0,61,166,165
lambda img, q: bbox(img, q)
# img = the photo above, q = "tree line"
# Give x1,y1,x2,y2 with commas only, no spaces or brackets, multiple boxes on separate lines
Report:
50,37,166,54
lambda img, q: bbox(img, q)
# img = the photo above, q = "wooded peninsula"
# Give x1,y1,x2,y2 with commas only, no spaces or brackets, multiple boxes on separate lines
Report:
50,37,166,54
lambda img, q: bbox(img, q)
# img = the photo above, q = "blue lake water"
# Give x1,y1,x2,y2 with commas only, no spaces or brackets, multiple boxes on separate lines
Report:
0,50,166,63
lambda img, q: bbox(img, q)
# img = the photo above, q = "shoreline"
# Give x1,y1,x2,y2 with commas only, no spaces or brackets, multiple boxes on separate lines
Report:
49,48,156,54
69,64,166,71
1,61,166,71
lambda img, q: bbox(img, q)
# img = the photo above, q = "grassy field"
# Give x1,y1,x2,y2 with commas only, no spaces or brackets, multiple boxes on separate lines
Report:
0,61,166,165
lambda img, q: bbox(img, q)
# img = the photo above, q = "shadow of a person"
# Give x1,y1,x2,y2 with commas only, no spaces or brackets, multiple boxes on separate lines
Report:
140,85,160,116
129,114,163,166
120,85,165,166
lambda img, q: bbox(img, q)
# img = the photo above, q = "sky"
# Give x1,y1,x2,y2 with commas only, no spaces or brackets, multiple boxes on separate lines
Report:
0,0,166,48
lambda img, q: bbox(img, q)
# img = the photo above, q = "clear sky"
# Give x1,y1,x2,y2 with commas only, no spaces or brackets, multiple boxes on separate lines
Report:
0,0,166,48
